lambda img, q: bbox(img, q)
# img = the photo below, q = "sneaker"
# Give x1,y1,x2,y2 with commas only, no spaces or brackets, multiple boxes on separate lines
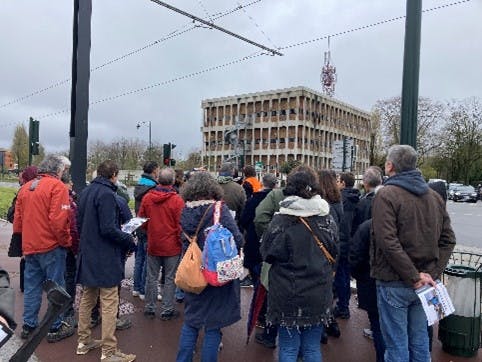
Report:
157,294,162,301
21,324,36,339
160,310,180,321
255,332,276,349
333,306,350,319
116,318,132,330
139,294,145,301
363,328,374,340
144,310,156,319
46,321,75,343
64,315,78,328
132,290,140,297
90,316,102,328
240,276,253,287
76,339,102,355
101,349,136,362
175,297,184,303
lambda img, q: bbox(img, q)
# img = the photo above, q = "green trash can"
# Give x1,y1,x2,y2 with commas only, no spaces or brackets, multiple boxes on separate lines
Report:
438,264,481,357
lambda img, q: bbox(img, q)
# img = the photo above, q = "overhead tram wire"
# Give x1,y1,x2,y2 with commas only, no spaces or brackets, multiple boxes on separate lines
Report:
148,0,282,56
236,1,278,49
0,0,263,110
279,0,473,50
24,0,473,123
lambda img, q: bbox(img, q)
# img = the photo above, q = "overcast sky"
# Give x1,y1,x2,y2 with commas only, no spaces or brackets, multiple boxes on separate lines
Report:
1,0,481,158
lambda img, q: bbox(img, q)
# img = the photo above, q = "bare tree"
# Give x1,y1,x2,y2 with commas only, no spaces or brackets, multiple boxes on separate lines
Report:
372,97,445,165
437,98,482,184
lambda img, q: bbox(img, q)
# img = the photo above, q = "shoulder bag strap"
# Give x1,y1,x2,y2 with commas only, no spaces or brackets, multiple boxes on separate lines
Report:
213,201,221,224
299,217,336,264
183,203,214,244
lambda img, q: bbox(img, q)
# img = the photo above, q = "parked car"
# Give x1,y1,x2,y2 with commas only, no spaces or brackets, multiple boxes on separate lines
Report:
453,185,478,203
448,183,463,200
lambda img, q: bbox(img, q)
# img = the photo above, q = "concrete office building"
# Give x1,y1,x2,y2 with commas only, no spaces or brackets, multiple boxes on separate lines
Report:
201,86,371,174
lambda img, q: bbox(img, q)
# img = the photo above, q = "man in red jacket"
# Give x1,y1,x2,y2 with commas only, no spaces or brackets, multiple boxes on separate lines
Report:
139,167,184,320
13,154,74,343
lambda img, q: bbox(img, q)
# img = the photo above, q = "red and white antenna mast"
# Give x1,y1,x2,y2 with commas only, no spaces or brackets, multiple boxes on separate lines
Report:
321,36,337,97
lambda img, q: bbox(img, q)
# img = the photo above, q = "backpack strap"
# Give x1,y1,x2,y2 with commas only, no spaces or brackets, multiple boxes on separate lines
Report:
183,203,214,244
213,201,221,225
299,217,336,264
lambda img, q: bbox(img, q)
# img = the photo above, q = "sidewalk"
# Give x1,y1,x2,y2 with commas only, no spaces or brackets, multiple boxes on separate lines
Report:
1,222,480,361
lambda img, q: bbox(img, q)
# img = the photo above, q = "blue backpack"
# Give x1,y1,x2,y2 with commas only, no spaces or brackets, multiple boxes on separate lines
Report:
202,202,243,286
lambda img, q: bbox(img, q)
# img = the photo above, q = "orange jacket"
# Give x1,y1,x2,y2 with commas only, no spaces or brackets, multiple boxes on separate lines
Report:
244,176,262,193
13,174,72,255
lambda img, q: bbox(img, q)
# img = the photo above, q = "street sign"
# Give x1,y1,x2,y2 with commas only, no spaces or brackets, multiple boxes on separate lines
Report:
255,161,263,172
331,138,354,172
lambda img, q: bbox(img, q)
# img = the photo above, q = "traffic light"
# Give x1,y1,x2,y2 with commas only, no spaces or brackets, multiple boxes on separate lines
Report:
170,159,176,167
29,118,40,155
163,143,176,167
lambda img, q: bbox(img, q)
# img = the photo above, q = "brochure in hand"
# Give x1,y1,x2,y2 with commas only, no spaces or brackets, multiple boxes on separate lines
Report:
121,217,148,234
416,280,455,326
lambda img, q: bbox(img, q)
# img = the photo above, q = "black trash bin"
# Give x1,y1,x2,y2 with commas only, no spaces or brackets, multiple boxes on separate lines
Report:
439,262,481,358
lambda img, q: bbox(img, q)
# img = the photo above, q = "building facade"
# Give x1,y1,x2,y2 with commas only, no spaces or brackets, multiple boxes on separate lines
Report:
201,86,371,175
0,148,15,173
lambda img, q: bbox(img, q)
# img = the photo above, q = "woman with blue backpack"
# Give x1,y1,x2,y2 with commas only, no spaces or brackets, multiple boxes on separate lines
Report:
176,172,244,362
260,166,339,362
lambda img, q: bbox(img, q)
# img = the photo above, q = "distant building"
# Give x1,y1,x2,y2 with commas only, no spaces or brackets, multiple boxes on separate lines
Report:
201,86,371,174
0,148,15,172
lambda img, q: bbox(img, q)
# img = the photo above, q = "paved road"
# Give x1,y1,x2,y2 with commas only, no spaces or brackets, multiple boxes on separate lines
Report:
447,200,482,248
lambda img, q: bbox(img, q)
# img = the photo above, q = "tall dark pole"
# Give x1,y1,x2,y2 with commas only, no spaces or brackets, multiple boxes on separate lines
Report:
400,0,422,148
69,0,92,193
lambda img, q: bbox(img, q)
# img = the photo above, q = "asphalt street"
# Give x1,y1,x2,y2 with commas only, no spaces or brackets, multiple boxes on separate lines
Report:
447,200,482,248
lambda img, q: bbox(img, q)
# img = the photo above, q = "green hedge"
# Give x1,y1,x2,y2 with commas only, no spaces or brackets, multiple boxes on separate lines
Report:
0,187,16,220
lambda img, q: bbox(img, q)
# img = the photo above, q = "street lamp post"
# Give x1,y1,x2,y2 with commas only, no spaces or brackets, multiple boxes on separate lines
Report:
136,121,152,160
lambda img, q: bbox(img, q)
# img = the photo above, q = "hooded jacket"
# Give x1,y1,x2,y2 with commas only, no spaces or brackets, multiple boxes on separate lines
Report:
339,187,360,259
370,170,456,285
260,195,339,327
13,174,72,255
138,186,184,256
134,173,158,215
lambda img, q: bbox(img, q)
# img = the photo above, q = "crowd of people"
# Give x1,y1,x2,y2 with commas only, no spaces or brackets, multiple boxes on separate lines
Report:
1,143,457,362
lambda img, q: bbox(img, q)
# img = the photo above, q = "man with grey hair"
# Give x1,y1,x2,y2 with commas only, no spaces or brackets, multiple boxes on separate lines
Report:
371,145,456,361
352,166,383,234
217,162,246,222
138,167,185,320
13,154,74,342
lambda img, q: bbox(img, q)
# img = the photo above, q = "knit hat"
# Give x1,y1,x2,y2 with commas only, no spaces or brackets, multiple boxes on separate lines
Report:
21,166,38,184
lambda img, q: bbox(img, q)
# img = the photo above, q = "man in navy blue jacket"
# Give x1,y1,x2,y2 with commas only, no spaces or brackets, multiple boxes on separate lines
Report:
76,160,136,362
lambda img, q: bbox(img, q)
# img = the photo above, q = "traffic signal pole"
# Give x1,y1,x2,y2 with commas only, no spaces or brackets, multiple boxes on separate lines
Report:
400,0,422,148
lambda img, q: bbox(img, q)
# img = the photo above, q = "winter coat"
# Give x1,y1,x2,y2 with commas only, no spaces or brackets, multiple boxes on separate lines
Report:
180,201,243,330
260,195,338,327
13,174,72,255
351,190,375,236
134,174,158,215
217,176,246,221
138,186,184,256
329,200,344,231
349,220,377,313
239,189,272,270
370,170,456,285
254,188,285,238
339,188,360,260
0,267,16,330
76,176,135,288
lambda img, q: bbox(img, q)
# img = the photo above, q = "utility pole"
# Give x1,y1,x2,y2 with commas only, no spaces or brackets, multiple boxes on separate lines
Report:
400,0,422,148
69,0,92,193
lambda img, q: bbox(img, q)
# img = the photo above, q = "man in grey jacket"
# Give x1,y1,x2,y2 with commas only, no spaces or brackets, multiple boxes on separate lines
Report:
371,145,456,361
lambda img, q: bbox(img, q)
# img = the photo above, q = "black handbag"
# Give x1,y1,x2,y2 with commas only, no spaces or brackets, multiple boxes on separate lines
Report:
8,233,22,257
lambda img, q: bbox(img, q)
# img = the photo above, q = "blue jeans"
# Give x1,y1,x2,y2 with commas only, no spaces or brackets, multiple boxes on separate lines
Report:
176,323,222,362
278,325,322,362
133,233,147,294
377,281,430,362
24,247,66,330
334,258,351,314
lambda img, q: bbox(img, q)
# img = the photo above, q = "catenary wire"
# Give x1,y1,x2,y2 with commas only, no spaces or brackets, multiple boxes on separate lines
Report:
0,0,472,126
0,0,262,110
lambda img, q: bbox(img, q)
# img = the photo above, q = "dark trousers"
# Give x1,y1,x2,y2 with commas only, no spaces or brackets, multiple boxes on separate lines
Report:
64,251,77,316
367,309,385,362
334,258,351,313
